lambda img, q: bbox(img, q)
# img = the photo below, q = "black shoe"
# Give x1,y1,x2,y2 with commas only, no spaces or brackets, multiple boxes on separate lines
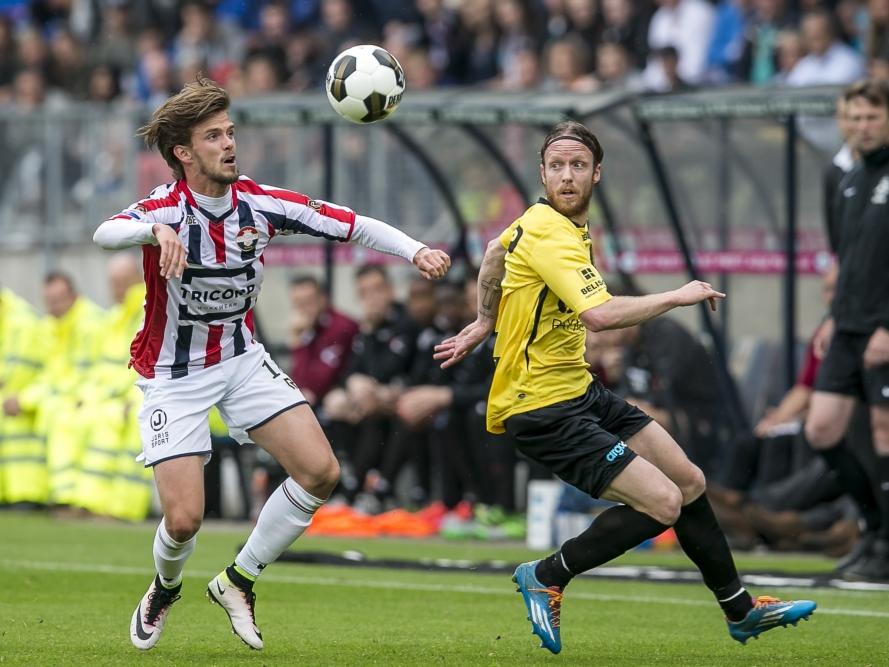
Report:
834,531,877,574
843,538,889,582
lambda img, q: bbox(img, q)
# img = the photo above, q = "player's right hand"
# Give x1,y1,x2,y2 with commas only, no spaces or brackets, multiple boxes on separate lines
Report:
413,247,450,280
434,318,494,368
153,224,187,279
672,280,726,311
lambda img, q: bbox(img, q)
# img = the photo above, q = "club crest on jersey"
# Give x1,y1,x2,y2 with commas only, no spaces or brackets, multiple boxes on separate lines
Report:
236,226,259,251
308,199,322,212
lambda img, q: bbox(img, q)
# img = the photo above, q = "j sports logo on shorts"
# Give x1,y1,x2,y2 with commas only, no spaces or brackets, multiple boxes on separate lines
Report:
605,441,627,463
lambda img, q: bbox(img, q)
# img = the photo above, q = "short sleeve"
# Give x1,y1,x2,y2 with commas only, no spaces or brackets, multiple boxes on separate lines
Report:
499,220,521,249
526,230,611,314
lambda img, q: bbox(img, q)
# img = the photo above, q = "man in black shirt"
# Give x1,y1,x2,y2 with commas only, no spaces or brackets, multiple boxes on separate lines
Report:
805,79,889,581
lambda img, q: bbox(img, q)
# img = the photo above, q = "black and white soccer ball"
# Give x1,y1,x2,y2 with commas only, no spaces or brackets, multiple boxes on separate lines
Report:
326,45,405,124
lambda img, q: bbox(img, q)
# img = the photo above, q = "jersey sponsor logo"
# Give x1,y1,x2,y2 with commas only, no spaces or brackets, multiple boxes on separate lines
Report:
872,176,889,204
578,267,596,282
184,214,198,225
180,284,256,306
552,317,584,332
581,279,604,296
605,440,627,463
236,225,259,251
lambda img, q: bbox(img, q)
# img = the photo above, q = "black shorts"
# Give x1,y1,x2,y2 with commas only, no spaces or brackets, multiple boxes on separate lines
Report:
504,381,653,498
815,331,889,405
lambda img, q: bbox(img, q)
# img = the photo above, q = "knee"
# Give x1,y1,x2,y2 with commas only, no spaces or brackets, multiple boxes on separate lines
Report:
646,483,683,526
301,455,341,498
804,417,842,450
680,465,707,504
165,512,201,542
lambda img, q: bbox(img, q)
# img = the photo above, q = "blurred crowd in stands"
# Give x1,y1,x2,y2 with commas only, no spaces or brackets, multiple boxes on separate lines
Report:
0,0,887,109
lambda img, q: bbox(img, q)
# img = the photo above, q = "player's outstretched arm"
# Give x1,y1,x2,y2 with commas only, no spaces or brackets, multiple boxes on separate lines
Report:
581,280,725,333
94,219,186,280
349,214,449,278
434,238,505,368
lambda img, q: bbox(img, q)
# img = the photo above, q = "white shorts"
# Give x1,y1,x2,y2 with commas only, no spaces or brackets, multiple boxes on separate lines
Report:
136,344,306,467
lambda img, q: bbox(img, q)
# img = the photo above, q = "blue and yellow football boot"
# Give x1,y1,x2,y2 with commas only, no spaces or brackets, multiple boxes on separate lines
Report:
512,561,563,654
727,595,816,644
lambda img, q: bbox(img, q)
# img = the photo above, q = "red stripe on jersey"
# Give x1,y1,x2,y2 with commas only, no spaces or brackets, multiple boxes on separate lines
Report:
208,221,226,263
245,310,255,335
204,324,223,367
130,246,168,378
111,214,133,220
138,194,180,212
265,188,356,228
233,178,268,197
177,179,197,208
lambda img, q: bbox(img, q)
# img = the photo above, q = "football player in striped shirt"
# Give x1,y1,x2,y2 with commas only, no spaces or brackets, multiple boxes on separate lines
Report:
94,77,450,651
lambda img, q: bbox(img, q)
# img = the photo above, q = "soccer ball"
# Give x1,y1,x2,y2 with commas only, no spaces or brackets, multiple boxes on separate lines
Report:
326,45,405,124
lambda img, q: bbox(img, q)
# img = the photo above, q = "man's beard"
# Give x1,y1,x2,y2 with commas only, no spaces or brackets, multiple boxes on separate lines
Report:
548,189,592,219
208,165,239,185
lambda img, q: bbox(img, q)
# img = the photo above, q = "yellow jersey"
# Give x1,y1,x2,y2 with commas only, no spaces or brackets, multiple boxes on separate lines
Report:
487,200,611,433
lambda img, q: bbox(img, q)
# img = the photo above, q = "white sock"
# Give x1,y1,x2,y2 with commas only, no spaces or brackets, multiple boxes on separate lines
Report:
235,478,324,578
153,520,196,588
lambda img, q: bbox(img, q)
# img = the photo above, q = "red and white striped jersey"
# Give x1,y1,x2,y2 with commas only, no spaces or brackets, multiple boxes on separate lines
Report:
107,176,356,379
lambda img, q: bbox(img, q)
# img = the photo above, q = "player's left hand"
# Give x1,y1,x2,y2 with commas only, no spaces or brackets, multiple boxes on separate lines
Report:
413,247,450,280
864,326,889,368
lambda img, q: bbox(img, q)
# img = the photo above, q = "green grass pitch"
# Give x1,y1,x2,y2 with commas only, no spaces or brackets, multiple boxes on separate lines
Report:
2,513,887,666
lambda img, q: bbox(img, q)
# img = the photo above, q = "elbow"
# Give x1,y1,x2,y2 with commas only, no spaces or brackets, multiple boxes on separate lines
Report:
93,224,111,249
581,308,613,333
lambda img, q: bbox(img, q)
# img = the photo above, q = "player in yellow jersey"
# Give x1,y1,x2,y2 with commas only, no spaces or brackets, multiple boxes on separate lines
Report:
435,120,815,654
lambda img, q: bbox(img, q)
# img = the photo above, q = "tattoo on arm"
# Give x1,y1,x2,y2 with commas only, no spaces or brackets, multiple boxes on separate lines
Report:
479,277,502,319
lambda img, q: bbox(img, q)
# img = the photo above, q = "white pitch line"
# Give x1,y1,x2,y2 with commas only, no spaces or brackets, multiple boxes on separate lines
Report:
3,559,889,620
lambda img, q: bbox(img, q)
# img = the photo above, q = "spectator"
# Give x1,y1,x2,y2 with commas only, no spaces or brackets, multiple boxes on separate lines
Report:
86,63,122,104
771,28,805,84
88,3,136,73
449,0,500,85
0,15,16,99
47,28,89,99
867,0,889,61
314,0,378,83
415,0,459,80
172,0,244,84
242,49,288,95
542,35,598,91
596,40,645,90
656,45,696,91
493,0,541,77
644,0,716,91
601,0,652,70
706,0,752,83
564,0,603,62
288,275,360,407
786,10,865,85
740,0,797,85
496,44,543,89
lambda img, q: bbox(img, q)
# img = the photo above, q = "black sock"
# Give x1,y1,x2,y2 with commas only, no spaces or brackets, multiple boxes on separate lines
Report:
820,441,882,532
673,494,753,622
535,504,669,589
877,455,889,541
226,564,254,591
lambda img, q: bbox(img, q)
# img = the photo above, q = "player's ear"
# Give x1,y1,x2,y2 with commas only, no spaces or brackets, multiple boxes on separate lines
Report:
539,163,545,186
173,145,192,164
592,162,602,185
